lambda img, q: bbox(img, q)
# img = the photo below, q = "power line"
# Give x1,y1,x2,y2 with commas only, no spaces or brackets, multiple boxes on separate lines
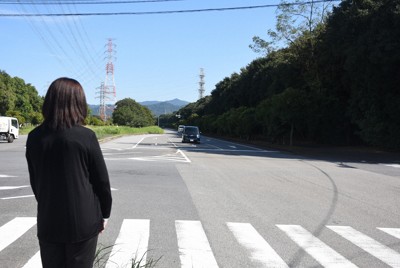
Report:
0,0,341,16
0,0,183,4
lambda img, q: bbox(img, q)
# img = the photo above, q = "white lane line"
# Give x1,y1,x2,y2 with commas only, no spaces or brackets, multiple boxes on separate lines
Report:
105,219,150,268
132,137,145,149
208,137,265,151
175,220,219,268
378,228,400,240
0,175,17,178
227,222,288,267
182,148,276,153
0,217,36,252
1,195,35,200
383,164,400,168
229,146,237,149
328,226,400,267
277,225,357,268
22,251,41,268
0,185,30,190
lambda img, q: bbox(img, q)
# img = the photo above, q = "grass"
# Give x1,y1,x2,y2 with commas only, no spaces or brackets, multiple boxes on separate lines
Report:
87,125,164,140
94,244,162,268
19,126,36,135
18,125,164,140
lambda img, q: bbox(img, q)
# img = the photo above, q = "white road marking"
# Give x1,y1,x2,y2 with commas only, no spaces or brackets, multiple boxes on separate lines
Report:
227,222,288,267
229,146,237,149
1,195,35,200
182,148,277,153
208,137,265,151
383,164,400,168
175,220,219,268
22,251,41,268
378,228,400,240
277,225,357,268
105,219,150,268
0,174,17,178
0,185,30,190
328,225,400,267
0,217,36,252
177,149,191,163
132,137,145,149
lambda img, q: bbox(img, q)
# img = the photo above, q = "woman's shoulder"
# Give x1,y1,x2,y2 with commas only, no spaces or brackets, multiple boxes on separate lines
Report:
72,125,97,138
27,124,44,139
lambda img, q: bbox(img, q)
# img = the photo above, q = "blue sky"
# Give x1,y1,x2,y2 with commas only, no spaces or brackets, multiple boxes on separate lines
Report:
1,1,279,104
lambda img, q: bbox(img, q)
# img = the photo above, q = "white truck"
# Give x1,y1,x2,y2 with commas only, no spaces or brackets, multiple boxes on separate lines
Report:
0,116,19,143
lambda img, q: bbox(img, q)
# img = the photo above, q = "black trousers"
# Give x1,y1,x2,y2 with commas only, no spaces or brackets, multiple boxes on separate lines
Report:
39,235,98,268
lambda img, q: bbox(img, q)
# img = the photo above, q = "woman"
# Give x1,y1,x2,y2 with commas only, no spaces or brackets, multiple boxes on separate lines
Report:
26,77,112,268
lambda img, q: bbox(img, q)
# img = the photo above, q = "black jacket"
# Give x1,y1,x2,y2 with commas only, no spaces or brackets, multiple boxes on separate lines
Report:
26,125,112,243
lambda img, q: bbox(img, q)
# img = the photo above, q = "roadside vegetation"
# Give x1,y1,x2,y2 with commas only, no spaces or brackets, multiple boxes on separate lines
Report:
88,125,163,140
19,125,163,140
174,0,400,150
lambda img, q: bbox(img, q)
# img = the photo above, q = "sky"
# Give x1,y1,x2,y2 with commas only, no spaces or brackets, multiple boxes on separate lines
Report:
1,0,281,105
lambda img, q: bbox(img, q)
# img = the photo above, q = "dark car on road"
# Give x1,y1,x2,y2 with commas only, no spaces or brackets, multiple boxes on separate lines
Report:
181,126,200,143
177,125,185,135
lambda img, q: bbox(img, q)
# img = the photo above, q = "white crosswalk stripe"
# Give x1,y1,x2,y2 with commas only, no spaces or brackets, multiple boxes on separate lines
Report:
378,228,400,240
277,225,358,268
175,220,219,268
328,225,400,268
1,217,399,267
22,251,41,268
227,222,288,267
0,217,36,252
105,219,150,268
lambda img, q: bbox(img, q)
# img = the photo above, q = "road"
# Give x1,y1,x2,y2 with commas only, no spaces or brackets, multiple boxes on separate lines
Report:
0,130,399,267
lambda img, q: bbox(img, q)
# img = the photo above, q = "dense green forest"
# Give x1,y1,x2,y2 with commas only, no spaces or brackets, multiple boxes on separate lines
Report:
0,71,43,125
176,0,400,150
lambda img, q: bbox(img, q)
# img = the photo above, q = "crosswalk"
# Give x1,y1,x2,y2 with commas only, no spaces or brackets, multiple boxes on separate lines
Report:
1,217,399,267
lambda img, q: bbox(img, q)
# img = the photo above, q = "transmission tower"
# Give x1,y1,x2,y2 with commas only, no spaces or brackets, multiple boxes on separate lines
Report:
96,38,116,121
198,68,205,99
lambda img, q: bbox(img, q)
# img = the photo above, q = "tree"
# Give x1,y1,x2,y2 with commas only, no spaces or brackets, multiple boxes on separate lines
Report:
0,70,43,122
112,98,155,127
250,0,334,55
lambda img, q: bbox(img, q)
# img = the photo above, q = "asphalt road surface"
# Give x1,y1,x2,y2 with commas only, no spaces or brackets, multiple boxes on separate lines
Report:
0,130,399,268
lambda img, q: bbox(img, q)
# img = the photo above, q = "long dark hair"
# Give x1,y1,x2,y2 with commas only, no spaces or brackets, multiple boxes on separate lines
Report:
42,77,87,130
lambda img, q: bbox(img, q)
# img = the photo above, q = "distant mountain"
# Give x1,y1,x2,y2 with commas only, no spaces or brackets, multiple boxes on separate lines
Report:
164,98,189,107
89,99,189,117
139,101,160,106
140,99,189,116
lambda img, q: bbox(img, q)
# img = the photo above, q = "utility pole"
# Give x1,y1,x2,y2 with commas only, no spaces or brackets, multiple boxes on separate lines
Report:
96,38,117,121
198,68,205,99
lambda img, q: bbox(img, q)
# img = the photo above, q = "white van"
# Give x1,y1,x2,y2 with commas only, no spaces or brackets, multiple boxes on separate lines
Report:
0,116,19,143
